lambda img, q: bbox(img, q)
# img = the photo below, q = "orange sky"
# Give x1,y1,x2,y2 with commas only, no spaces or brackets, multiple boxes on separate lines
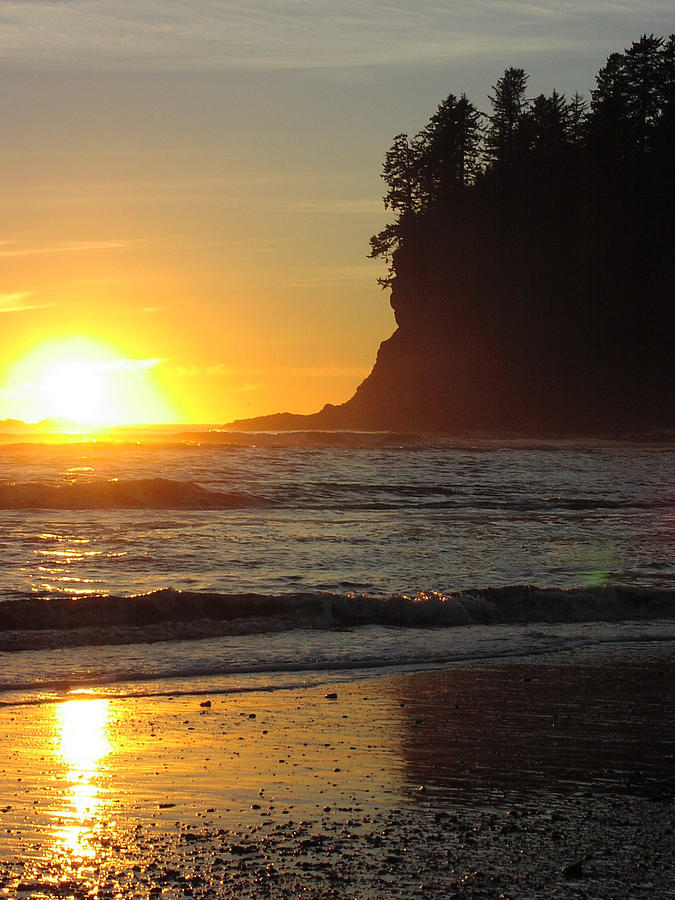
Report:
1,1,670,425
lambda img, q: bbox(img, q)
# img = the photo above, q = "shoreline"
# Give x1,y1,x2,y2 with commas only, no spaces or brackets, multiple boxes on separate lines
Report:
2,621,674,709
1,642,673,897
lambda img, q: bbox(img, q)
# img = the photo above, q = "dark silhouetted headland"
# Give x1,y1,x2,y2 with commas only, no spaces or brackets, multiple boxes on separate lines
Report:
228,35,674,437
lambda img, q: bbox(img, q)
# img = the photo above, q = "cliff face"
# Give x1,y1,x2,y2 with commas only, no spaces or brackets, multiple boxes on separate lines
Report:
228,175,674,436
338,182,673,436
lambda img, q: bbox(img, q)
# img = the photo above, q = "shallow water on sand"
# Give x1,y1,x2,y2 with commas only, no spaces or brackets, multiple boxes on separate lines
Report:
1,649,673,899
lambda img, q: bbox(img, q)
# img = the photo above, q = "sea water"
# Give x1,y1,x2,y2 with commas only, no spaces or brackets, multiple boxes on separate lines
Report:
0,434,673,702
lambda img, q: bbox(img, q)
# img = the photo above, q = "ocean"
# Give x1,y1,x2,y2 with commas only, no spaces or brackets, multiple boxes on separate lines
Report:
0,434,673,704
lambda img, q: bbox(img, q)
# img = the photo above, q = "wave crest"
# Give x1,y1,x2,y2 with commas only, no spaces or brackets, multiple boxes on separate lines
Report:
0,585,672,652
0,478,259,510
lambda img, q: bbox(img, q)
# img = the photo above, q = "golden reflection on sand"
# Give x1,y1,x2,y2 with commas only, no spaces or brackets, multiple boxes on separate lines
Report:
51,698,112,859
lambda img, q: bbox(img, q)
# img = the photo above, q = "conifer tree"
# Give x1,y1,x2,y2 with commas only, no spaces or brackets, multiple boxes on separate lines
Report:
567,92,589,147
520,91,570,154
590,34,666,157
485,67,529,164
416,93,482,204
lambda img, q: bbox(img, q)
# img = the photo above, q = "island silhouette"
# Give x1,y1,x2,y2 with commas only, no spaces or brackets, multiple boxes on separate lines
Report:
228,35,674,437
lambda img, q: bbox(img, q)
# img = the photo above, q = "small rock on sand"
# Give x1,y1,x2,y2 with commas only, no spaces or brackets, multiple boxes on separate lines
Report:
562,860,584,879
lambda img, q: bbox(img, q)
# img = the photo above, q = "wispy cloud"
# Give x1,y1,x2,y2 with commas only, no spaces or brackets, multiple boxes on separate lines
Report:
1,1,671,72
0,240,127,258
167,362,264,393
292,199,383,215
172,363,238,378
0,291,50,313
231,382,262,394
288,364,369,379
101,357,162,373
169,360,366,381
285,264,382,288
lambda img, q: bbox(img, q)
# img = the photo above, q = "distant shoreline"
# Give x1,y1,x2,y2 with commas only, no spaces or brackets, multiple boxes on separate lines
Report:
0,420,673,448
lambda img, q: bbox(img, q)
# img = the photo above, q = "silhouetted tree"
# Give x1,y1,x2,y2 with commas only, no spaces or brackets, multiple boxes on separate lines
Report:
590,34,667,157
416,93,483,204
369,95,481,279
369,133,422,283
485,67,529,164
519,90,571,155
381,132,423,218
624,34,665,151
567,92,589,147
654,34,675,157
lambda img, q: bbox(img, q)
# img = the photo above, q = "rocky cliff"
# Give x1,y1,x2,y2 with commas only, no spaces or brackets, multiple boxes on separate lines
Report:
227,38,674,437
227,178,674,437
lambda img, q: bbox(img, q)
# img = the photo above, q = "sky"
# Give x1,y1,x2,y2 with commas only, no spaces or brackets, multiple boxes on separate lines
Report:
1,0,672,426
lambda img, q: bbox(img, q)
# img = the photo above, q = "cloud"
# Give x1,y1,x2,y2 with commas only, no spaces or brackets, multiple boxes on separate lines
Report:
285,264,383,288
230,382,262,394
0,240,127,258
0,291,50,313
170,360,366,381
292,199,383,215
2,1,671,72
35,354,164,376
168,363,265,395
102,357,162,372
172,363,238,378
288,365,369,379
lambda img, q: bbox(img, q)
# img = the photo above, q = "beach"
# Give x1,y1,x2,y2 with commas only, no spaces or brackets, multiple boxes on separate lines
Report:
1,643,673,899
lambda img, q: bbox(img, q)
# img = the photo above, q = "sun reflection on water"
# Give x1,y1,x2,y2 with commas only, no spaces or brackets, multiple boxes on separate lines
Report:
52,698,112,859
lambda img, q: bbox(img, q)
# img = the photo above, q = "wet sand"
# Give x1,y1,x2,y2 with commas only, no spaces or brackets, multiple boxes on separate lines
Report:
1,643,673,898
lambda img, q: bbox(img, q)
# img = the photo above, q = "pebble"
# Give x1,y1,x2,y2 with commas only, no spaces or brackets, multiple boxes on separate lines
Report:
562,860,584,879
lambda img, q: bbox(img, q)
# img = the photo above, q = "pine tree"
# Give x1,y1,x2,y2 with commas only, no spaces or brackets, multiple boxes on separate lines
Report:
416,93,482,205
567,92,589,147
520,90,571,154
381,132,423,218
485,68,529,164
590,35,665,157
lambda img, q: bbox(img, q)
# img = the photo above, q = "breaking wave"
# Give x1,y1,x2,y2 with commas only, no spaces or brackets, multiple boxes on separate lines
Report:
0,478,261,510
0,476,667,511
0,585,672,652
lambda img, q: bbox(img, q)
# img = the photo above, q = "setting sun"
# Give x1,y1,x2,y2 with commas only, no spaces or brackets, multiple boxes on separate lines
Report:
1,338,178,428
41,357,111,425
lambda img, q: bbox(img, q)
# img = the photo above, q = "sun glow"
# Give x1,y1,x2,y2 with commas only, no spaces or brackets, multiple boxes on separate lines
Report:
2,338,178,428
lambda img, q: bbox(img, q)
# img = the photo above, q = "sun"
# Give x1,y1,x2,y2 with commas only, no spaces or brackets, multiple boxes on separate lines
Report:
2,337,178,428
40,357,113,425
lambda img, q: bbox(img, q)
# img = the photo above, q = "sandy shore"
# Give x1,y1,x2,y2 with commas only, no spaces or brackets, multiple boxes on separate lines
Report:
1,643,673,898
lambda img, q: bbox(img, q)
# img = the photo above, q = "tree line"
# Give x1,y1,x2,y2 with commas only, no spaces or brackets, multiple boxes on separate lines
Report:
370,34,674,284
